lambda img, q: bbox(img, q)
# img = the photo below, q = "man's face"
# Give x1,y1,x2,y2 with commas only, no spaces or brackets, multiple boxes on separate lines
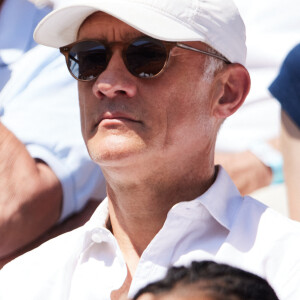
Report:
77,12,219,174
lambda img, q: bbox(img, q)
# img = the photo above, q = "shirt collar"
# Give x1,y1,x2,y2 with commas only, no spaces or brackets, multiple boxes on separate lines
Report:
89,197,109,228
87,166,242,235
195,165,243,230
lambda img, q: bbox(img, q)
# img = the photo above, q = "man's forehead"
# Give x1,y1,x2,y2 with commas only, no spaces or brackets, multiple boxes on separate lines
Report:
78,11,142,41
77,11,208,51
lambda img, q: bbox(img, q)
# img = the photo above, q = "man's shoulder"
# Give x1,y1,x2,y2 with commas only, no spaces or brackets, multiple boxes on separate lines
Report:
230,195,300,246
238,195,300,227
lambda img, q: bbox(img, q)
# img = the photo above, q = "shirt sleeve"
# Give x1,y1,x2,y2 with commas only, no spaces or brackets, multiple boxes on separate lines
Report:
0,45,106,222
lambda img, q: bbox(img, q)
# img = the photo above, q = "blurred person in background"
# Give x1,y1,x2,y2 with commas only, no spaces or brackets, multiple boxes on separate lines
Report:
0,0,50,90
269,44,300,221
215,0,300,206
0,0,106,265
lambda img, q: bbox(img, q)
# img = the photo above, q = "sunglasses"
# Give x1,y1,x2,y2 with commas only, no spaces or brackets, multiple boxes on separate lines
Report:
60,36,230,81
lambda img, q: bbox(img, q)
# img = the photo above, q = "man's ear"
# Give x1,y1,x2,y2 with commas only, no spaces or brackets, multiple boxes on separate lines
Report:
211,64,250,119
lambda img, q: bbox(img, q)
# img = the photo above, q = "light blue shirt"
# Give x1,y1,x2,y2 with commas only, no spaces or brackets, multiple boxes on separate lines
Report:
0,0,51,91
0,44,106,221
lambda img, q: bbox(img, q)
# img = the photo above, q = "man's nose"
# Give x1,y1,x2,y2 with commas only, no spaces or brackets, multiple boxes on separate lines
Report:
92,52,137,99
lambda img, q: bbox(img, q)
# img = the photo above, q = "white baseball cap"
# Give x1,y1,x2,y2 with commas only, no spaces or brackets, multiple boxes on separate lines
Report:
34,0,247,65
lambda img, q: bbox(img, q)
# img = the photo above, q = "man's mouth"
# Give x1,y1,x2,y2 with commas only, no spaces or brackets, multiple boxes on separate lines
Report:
98,112,141,126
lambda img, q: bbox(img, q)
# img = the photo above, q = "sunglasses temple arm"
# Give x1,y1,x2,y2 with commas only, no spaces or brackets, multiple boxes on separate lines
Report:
176,43,230,64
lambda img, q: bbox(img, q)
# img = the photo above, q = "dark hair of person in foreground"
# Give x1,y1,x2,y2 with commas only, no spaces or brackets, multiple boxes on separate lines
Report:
133,260,279,300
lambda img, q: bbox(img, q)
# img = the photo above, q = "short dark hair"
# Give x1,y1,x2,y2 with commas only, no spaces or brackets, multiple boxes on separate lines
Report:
133,260,279,300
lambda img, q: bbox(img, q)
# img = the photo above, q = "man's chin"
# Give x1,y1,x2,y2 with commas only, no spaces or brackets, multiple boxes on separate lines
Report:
86,133,148,164
88,145,144,167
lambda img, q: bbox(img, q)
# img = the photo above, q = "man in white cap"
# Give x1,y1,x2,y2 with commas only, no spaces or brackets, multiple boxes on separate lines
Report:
1,0,300,299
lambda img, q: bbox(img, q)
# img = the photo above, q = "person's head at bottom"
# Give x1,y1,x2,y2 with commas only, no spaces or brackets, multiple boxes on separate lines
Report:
133,261,279,300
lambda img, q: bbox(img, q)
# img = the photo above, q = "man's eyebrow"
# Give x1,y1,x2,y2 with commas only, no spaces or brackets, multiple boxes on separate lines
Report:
119,31,146,41
78,32,145,42
77,24,145,41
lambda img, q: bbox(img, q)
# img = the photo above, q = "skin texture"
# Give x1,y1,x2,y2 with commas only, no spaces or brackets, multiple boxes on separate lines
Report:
77,12,250,299
280,110,300,221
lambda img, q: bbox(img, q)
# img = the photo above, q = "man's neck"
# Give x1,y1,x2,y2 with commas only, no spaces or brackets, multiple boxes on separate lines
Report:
105,162,216,275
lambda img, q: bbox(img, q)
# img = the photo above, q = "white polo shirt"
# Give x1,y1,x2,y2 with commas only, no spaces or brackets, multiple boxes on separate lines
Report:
0,167,300,300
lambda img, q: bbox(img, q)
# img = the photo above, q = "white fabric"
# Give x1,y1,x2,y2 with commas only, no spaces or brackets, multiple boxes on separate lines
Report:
1,167,300,299
0,44,106,221
0,0,51,91
33,0,247,65
216,0,300,152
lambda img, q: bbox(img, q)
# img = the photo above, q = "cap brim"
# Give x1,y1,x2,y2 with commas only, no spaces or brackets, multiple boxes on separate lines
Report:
34,0,206,48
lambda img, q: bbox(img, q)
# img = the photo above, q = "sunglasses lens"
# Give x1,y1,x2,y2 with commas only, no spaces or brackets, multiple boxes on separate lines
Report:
65,38,168,80
126,38,168,78
68,41,107,81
